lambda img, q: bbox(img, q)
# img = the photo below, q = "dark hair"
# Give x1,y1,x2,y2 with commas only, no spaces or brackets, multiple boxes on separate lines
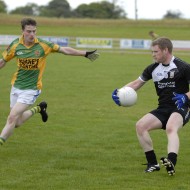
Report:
151,37,173,53
21,18,37,30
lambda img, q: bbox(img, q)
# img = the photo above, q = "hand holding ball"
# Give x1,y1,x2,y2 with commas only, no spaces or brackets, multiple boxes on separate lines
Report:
112,87,137,107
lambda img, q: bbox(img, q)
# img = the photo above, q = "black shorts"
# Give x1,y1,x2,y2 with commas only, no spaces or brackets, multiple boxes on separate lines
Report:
150,106,190,130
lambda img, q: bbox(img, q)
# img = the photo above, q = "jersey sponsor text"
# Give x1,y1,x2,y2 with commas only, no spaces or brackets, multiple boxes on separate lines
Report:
18,58,39,69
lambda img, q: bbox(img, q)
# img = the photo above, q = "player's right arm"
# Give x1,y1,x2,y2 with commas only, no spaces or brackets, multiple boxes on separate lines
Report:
0,42,16,69
112,78,145,106
124,78,145,91
0,59,6,69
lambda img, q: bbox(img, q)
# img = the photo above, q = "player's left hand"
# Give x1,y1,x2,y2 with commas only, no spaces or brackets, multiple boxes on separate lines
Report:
112,89,121,106
172,92,188,109
85,49,99,62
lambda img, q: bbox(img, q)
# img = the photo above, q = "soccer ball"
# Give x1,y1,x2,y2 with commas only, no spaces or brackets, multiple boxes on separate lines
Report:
117,87,137,107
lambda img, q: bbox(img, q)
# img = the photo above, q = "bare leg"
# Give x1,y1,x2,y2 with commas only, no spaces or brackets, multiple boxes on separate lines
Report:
166,112,183,154
160,112,182,176
136,113,163,172
0,102,30,140
15,110,34,127
136,113,162,152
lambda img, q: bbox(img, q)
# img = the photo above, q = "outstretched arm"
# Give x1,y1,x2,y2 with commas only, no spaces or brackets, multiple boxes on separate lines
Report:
124,78,145,91
58,47,99,62
112,78,145,106
59,46,86,56
0,59,6,69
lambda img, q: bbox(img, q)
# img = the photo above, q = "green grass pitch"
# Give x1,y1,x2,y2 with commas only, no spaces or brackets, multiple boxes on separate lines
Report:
0,14,190,189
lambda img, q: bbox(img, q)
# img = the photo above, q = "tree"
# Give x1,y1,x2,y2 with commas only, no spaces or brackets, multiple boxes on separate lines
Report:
6,0,127,19
40,0,71,18
10,3,40,16
163,10,183,19
74,1,126,19
0,0,7,13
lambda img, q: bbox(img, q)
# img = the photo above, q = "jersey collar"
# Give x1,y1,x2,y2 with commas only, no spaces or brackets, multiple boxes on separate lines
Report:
162,56,175,66
19,35,39,45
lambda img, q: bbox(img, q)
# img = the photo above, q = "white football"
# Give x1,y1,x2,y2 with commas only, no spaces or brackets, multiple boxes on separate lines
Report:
117,87,137,107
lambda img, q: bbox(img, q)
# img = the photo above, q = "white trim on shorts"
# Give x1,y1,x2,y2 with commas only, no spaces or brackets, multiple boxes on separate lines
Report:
10,86,41,108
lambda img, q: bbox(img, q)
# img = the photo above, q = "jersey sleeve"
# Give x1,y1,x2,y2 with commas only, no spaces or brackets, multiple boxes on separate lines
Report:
38,38,60,54
2,40,18,62
174,57,190,84
50,43,60,52
183,62,190,84
139,63,157,82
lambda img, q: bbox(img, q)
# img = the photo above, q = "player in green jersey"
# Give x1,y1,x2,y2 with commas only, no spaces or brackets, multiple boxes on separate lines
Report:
0,18,99,145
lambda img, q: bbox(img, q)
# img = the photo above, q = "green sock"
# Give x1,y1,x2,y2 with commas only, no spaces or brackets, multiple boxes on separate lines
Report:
0,137,5,145
30,106,41,115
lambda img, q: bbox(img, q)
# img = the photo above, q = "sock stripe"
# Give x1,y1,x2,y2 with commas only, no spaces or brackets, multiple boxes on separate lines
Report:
30,106,40,115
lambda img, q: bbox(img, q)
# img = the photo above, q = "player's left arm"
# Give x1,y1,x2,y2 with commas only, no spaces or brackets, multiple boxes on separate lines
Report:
59,46,85,56
58,47,99,62
172,64,190,109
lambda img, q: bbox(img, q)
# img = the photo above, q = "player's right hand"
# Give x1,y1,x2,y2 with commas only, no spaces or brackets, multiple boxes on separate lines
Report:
112,89,121,106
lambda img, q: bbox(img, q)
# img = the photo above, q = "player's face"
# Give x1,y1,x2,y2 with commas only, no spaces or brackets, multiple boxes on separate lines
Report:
151,45,168,64
22,25,37,46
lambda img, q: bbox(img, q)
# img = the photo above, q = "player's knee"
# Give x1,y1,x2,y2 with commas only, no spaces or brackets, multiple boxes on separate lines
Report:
7,113,20,126
7,114,17,124
136,120,145,135
166,126,175,135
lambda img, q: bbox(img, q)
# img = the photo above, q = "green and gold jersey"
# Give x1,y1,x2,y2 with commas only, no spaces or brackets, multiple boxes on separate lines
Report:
2,36,60,90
